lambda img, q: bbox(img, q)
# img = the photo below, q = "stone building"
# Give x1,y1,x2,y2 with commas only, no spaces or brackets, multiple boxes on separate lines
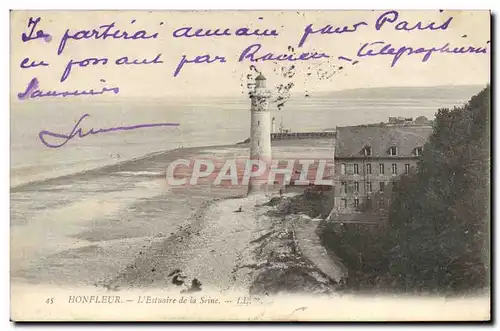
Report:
329,124,433,223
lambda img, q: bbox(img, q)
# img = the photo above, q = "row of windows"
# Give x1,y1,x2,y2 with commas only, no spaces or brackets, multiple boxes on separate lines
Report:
338,197,383,209
340,163,411,175
340,181,385,194
363,146,423,157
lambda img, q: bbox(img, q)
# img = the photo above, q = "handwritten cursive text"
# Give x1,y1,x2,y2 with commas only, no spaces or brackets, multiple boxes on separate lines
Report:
39,113,180,148
21,17,52,43
357,40,490,67
375,10,453,32
297,21,368,48
239,43,330,63
20,57,50,69
173,26,279,38
18,77,120,100
173,54,226,77
60,53,163,82
57,21,160,55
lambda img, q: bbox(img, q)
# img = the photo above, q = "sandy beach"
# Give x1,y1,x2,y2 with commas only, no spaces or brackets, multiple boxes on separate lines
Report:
11,139,335,294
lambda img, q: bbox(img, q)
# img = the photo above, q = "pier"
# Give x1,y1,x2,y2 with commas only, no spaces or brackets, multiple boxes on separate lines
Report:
271,131,336,141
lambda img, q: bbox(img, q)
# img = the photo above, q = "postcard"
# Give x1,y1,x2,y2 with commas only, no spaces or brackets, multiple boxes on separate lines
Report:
10,9,491,321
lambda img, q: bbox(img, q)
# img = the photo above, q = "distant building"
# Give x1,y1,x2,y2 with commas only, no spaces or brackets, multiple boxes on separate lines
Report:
388,116,413,125
388,116,432,126
329,125,433,224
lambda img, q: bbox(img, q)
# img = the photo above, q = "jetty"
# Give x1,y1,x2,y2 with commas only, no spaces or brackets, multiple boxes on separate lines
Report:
271,131,336,141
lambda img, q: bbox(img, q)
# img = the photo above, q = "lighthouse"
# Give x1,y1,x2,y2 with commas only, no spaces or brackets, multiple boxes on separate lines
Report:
248,73,272,194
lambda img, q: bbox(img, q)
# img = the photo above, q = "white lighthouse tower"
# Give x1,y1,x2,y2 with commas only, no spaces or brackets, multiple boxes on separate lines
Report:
248,73,272,194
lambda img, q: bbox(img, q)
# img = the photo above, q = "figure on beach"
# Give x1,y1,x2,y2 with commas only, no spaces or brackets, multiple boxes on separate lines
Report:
168,269,202,293
181,278,202,293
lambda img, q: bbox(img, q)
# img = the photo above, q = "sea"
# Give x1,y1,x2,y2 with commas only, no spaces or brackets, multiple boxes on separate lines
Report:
10,86,483,188
10,86,485,286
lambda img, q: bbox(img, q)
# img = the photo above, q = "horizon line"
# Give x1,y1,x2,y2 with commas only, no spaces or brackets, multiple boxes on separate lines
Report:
9,83,488,102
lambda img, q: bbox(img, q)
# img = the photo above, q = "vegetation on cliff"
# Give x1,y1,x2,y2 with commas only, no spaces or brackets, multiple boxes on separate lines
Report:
320,86,490,294
387,85,490,293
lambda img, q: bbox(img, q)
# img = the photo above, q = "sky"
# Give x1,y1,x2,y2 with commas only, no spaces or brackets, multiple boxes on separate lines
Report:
10,10,491,100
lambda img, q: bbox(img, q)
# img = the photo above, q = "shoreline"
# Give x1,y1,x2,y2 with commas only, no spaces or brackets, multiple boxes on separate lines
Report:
11,137,334,192
11,138,338,293
102,196,217,291
10,144,234,192
102,190,343,295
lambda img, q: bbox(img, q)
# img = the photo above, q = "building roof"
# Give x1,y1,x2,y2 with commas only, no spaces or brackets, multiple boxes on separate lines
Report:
335,125,433,158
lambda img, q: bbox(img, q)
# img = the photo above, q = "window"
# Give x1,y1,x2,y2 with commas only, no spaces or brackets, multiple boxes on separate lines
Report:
258,121,260,126
346,164,354,175
389,146,398,156
341,181,347,194
353,164,359,175
415,147,423,156
366,197,372,209
341,198,347,209
354,181,359,193
354,198,359,209
346,183,354,194
364,146,372,156
257,140,260,146
366,164,372,174
392,164,397,175
379,163,384,175
405,164,410,174
380,182,385,192
367,181,372,193
340,163,346,175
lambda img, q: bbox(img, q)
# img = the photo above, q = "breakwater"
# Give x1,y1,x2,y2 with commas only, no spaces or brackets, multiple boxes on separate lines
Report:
237,131,336,144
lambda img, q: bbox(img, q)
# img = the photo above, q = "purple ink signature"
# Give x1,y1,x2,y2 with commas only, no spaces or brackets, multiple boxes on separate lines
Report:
39,113,180,148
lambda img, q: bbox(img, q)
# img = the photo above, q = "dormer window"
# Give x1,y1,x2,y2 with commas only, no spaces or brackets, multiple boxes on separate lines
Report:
415,147,423,156
389,146,398,156
364,146,372,156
